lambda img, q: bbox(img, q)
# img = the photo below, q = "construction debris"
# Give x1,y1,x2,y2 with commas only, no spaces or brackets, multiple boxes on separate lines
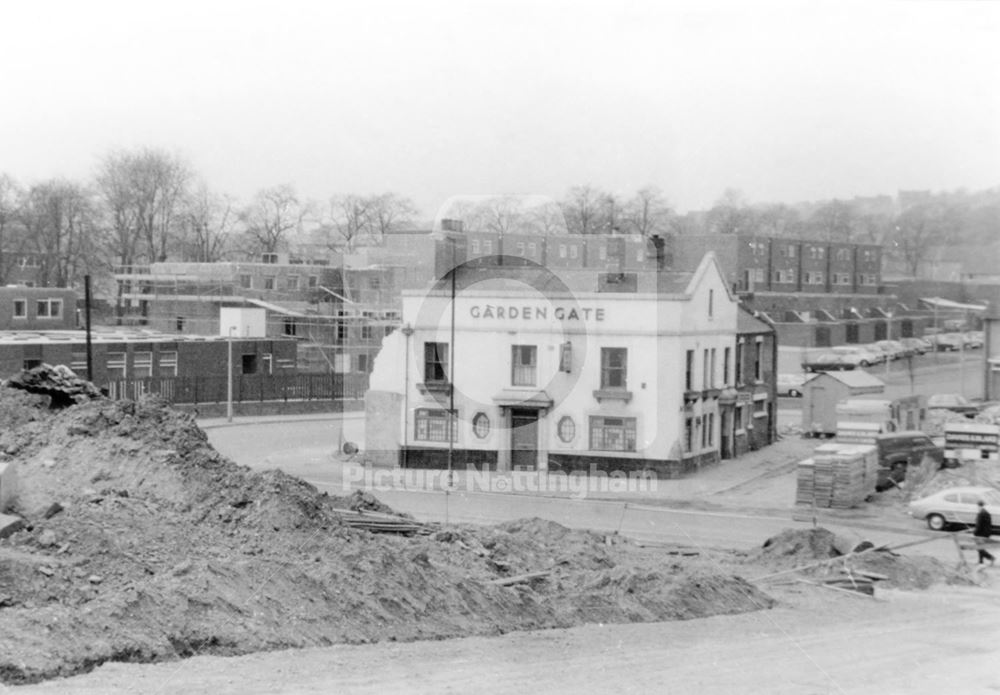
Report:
332,508,431,535
0,383,774,686
4,364,104,408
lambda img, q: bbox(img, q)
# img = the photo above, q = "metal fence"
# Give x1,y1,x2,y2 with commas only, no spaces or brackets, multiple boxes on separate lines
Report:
104,373,369,405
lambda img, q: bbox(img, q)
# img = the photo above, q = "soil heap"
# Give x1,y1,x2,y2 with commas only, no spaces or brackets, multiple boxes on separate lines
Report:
0,384,773,685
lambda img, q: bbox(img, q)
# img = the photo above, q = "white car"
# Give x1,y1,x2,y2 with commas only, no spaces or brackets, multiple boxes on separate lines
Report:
909,486,1000,531
831,346,879,367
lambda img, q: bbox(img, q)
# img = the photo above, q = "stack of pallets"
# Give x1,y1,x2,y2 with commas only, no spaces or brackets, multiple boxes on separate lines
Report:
796,443,878,509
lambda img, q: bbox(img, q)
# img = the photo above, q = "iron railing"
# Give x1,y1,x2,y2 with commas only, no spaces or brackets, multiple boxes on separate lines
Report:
103,372,369,405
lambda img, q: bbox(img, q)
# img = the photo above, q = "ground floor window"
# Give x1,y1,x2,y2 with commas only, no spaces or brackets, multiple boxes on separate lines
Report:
415,408,458,442
133,351,153,378
158,351,178,377
106,352,126,379
685,417,693,452
589,416,636,452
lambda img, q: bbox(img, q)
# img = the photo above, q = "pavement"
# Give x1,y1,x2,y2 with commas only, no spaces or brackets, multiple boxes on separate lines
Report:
197,411,364,430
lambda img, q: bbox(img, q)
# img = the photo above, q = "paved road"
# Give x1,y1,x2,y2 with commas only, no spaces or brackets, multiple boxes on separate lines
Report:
206,420,961,562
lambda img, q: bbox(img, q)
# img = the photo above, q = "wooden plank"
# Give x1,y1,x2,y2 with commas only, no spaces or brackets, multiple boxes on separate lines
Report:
490,571,551,586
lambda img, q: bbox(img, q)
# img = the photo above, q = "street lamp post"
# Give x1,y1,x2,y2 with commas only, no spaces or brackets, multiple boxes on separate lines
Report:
227,325,237,422
885,312,892,380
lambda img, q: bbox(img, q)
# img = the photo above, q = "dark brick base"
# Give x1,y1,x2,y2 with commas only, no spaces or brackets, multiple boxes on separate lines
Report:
400,447,498,471
548,451,720,480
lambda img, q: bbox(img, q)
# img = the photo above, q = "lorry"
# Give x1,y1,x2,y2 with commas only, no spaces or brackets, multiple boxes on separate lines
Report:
834,395,925,435
943,422,1000,465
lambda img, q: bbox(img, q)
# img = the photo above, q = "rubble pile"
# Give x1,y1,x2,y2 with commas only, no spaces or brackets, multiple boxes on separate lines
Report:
749,528,963,590
4,364,104,408
0,384,771,685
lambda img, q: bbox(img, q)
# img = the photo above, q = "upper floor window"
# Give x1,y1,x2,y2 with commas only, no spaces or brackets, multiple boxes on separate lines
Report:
835,248,851,261
36,299,62,318
754,340,763,381
424,342,449,382
511,345,537,386
735,341,744,385
600,348,627,390
685,349,695,390
708,289,714,318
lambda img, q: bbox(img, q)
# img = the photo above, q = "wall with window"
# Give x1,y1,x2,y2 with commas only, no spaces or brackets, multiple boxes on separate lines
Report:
0,288,77,330
0,337,297,384
383,252,741,477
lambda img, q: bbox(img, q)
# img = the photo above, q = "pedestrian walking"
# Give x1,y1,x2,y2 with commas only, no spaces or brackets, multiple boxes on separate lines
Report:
973,500,996,566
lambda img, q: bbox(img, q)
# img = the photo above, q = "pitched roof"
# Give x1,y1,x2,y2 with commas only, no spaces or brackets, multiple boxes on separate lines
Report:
812,370,885,390
737,307,773,334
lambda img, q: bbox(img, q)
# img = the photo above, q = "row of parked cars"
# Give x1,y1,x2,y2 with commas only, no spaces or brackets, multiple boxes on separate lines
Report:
801,332,984,372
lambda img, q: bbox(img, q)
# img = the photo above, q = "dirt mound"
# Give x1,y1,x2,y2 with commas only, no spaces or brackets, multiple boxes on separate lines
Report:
5,364,104,408
0,386,776,685
752,528,842,565
848,552,965,590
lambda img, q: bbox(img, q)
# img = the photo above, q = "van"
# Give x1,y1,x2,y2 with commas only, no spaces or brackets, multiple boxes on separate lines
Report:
872,431,945,491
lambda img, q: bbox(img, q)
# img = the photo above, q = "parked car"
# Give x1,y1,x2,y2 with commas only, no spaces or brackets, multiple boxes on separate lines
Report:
831,345,881,367
909,486,1000,531
927,393,981,418
777,373,808,397
899,337,932,355
872,340,907,360
801,353,858,373
863,343,893,363
873,431,946,491
963,331,984,349
932,333,965,351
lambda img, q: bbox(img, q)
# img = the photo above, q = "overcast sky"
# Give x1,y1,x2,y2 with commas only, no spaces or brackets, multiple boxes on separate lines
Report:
2,0,998,217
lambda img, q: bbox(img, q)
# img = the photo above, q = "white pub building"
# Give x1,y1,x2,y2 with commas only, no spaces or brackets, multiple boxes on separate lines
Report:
365,248,775,478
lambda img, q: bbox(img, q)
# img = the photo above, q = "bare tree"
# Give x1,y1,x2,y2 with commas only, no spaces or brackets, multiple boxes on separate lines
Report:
807,199,857,241
891,203,947,277
95,147,191,264
326,194,372,251
20,179,97,287
755,203,802,238
178,182,238,262
472,196,534,235
561,185,611,235
0,173,25,284
527,200,570,235
367,192,418,243
240,184,306,255
706,188,756,235
624,186,672,237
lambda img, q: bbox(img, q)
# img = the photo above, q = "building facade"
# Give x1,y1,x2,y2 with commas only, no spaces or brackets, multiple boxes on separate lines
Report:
0,287,78,331
366,253,776,478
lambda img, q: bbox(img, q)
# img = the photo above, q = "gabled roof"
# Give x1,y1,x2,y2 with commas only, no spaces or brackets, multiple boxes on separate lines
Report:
918,296,987,312
683,252,736,302
810,370,885,390
737,307,773,334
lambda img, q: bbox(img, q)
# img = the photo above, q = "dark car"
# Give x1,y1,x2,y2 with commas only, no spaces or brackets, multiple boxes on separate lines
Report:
874,431,945,491
801,353,858,373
